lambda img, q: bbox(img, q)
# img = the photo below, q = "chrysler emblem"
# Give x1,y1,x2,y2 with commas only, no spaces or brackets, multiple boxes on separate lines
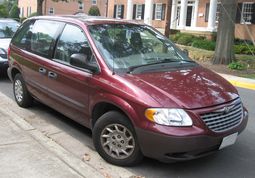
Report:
223,106,231,114
214,105,235,114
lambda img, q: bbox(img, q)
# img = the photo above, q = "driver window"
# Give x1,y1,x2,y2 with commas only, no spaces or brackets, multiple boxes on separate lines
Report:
54,24,94,67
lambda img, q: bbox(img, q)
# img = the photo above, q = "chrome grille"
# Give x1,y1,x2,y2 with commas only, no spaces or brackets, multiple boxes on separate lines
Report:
200,102,243,132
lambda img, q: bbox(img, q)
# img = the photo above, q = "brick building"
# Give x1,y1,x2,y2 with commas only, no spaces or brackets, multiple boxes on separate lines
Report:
18,0,107,17
107,0,255,41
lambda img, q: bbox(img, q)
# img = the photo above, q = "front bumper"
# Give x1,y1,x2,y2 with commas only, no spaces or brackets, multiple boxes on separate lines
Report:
135,111,248,162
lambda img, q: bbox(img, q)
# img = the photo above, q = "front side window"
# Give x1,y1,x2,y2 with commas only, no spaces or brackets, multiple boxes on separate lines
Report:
0,21,20,39
155,4,162,20
31,20,63,58
89,24,191,73
54,24,93,67
241,2,253,24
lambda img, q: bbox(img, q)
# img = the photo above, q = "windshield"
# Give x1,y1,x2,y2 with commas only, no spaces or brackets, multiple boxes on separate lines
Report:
88,24,192,72
0,21,20,39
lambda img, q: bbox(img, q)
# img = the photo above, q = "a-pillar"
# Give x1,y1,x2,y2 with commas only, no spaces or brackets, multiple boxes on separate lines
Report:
144,0,153,25
207,0,217,31
126,0,133,20
179,0,188,29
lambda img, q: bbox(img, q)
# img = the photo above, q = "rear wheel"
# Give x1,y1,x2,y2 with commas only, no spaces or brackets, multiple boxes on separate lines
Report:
93,111,143,166
13,73,33,108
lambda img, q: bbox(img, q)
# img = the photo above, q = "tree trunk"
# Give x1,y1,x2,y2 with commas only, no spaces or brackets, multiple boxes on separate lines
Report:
37,0,44,15
213,0,237,65
164,0,172,38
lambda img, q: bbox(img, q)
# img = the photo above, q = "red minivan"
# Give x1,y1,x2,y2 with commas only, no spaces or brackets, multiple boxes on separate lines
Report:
8,16,248,166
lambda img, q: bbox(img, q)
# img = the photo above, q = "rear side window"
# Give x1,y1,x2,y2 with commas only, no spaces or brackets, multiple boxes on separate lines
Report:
54,24,93,65
12,20,34,50
31,20,63,58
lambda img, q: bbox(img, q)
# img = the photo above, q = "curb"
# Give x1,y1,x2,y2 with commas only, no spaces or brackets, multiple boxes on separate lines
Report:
227,80,255,90
219,73,255,91
0,106,103,178
0,92,137,178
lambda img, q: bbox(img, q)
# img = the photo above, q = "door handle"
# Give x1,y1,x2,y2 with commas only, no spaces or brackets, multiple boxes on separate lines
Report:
48,71,57,79
39,67,47,75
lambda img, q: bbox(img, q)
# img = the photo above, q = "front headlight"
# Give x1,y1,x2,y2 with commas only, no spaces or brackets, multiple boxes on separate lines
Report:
145,108,193,126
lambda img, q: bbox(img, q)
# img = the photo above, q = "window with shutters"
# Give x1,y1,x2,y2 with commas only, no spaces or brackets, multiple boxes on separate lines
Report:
136,4,143,20
155,3,162,20
78,2,84,10
92,0,97,5
241,2,253,24
48,8,54,15
205,1,220,22
116,5,122,18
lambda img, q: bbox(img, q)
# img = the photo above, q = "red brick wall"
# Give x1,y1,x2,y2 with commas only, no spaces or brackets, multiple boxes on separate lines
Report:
43,0,107,16
107,0,168,28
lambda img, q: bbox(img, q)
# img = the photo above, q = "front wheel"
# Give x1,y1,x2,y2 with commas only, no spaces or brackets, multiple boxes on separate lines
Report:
13,73,33,108
92,111,143,166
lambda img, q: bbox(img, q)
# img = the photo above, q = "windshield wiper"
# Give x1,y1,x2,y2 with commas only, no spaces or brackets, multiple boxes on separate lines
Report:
163,58,196,63
127,59,180,73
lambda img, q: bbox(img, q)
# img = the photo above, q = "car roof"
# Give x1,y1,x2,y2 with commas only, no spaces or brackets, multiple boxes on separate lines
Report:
29,15,143,26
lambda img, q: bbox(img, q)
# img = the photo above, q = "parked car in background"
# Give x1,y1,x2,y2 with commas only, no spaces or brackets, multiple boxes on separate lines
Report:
8,16,248,166
0,19,20,74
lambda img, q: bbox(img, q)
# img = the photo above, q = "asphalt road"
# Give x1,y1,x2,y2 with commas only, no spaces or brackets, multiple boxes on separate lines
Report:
0,74,254,178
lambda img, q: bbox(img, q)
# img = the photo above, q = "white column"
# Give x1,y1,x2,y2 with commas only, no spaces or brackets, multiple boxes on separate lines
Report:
170,0,177,29
126,0,133,20
179,0,188,29
144,0,153,25
192,0,199,27
207,0,217,31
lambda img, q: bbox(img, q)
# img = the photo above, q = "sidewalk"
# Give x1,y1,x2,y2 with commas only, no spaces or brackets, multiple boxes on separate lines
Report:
0,107,102,178
0,91,138,178
219,73,255,90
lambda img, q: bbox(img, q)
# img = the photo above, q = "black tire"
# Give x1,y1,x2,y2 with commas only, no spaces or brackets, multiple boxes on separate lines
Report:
13,73,33,108
93,111,143,166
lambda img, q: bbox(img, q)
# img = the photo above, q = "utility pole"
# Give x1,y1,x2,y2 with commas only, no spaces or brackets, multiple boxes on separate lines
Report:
164,0,172,38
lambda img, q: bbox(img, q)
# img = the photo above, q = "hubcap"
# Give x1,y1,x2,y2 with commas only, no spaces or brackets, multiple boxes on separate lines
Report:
100,124,135,159
14,80,23,103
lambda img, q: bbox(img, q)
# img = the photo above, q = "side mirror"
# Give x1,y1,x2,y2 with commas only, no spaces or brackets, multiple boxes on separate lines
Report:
70,53,98,73
183,49,189,56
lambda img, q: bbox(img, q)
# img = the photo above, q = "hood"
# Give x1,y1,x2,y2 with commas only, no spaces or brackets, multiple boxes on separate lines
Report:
124,66,239,109
0,38,11,51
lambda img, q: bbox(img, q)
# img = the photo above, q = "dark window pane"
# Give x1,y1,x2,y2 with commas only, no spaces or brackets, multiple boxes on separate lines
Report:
12,20,34,50
54,24,93,66
0,21,20,39
31,20,63,58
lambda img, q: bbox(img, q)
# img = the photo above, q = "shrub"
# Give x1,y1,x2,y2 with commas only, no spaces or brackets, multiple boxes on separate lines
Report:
88,6,101,16
176,33,194,46
170,33,205,46
192,39,216,51
228,61,246,70
0,4,8,17
169,32,181,42
234,44,255,55
9,4,19,19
